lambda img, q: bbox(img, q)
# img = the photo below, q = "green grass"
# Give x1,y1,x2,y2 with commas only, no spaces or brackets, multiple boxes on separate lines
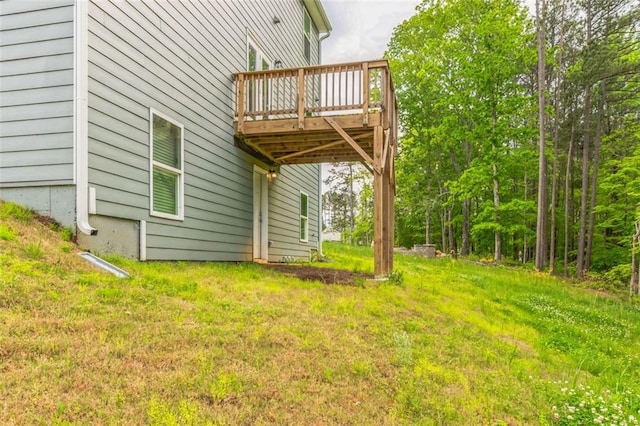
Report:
1,200,640,424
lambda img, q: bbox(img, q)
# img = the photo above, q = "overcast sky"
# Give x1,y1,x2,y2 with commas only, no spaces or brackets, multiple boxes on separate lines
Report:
321,0,422,64
318,1,421,191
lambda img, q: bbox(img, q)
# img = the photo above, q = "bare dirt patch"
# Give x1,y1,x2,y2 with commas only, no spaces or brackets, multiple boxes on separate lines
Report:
262,263,374,286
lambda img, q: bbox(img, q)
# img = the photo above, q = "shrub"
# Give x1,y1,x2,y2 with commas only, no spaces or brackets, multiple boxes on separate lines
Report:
602,264,632,290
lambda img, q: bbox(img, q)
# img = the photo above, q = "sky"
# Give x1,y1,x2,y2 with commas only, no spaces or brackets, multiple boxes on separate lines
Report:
321,0,422,64
318,0,422,191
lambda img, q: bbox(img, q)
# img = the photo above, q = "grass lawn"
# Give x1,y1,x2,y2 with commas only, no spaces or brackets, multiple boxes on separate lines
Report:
1,201,640,425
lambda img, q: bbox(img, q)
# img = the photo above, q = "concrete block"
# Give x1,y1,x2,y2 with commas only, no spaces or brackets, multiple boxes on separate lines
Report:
77,215,140,259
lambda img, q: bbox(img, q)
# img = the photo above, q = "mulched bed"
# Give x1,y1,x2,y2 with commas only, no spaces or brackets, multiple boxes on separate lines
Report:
261,263,374,286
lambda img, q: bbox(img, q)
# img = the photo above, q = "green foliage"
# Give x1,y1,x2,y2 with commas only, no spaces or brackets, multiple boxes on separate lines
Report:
382,0,640,276
548,383,640,425
147,398,204,426
0,224,17,241
23,241,43,260
602,263,633,290
0,202,34,221
209,373,242,401
59,227,74,242
387,269,405,286
591,246,632,272
387,0,537,257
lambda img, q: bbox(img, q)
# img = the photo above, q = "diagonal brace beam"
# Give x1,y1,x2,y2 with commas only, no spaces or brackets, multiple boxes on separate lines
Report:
275,140,344,162
324,117,380,174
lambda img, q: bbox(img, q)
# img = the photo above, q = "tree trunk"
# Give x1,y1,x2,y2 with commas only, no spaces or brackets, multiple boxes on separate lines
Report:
492,106,501,263
563,121,575,277
549,0,566,274
585,80,605,271
462,198,470,255
462,141,472,256
535,0,547,272
493,164,501,262
576,2,592,279
632,221,640,296
425,203,431,244
523,172,528,264
441,209,447,253
448,207,455,255
348,164,355,245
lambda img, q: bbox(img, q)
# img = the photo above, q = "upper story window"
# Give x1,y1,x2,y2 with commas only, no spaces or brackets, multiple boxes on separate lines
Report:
150,109,184,220
303,9,312,63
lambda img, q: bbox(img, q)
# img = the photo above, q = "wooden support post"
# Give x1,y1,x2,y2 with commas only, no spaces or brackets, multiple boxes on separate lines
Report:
385,137,395,273
297,68,305,129
373,125,385,276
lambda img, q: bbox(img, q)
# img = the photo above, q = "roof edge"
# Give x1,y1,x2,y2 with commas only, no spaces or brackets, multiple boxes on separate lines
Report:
303,0,332,33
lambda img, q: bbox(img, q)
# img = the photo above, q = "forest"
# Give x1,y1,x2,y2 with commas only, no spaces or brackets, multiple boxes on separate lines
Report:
322,0,640,289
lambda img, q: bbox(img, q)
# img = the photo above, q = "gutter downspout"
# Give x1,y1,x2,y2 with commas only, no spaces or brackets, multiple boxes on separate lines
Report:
316,30,331,257
75,0,97,236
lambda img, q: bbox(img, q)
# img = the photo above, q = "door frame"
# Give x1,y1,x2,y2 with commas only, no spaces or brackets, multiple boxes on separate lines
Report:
253,165,269,261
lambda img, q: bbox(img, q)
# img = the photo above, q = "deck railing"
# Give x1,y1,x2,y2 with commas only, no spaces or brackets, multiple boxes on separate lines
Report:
234,60,396,132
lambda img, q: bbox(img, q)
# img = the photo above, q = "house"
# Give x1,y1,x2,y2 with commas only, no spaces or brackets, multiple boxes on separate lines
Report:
0,0,397,273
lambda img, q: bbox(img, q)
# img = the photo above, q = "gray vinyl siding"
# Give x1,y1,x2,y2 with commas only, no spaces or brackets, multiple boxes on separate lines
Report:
268,164,320,262
86,0,321,261
0,0,75,187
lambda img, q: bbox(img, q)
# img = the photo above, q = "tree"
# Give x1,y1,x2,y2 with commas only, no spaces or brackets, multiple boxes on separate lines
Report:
388,0,536,260
323,163,370,244
535,0,548,271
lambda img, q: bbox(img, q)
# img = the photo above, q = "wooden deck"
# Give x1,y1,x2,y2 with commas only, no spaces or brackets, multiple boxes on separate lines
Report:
233,60,397,275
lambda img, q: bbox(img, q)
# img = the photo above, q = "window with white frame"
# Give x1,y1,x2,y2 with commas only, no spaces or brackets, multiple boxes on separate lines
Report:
150,110,184,220
303,8,312,63
300,191,309,242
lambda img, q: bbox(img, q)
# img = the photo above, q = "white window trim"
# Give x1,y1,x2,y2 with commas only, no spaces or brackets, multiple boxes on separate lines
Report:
300,190,309,242
149,108,185,221
303,8,312,64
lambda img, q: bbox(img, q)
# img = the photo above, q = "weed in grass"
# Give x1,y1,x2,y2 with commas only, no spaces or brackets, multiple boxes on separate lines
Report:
0,201,34,221
393,331,413,367
548,382,640,425
209,373,242,401
0,224,16,241
147,397,203,425
351,360,373,377
23,241,43,259
388,270,405,286
323,368,336,383
59,227,73,242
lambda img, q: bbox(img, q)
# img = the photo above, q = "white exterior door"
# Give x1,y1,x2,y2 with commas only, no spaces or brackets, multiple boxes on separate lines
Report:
253,167,268,261
247,38,270,116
